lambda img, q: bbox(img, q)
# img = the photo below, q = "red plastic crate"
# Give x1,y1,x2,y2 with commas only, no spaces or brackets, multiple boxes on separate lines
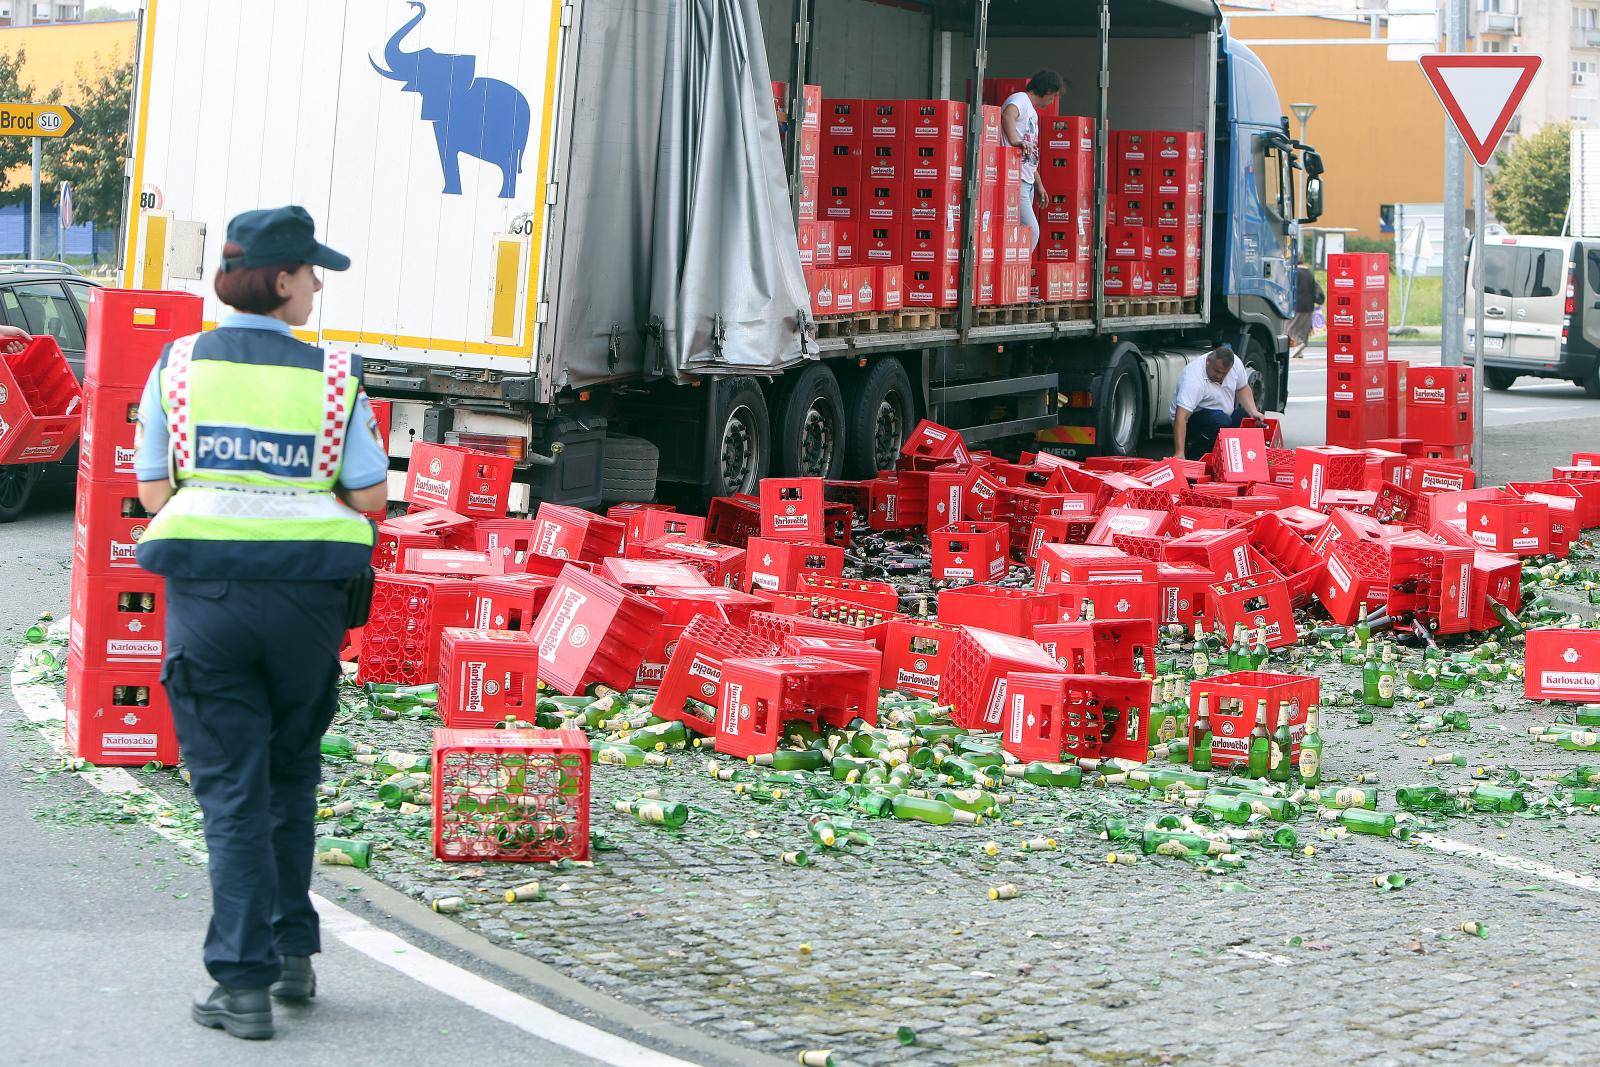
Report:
471,572,556,631
1034,619,1157,677
1291,446,1367,509
1246,513,1326,607
527,565,665,695
1035,543,1156,587
706,494,764,547
404,443,514,519
759,478,829,542
1164,527,1252,582
634,590,731,687
1386,534,1475,637
599,557,710,591
798,575,900,613
898,419,970,470
715,655,877,756
69,568,165,666
1157,563,1215,627
1317,538,1392,625
84,288,204,388
1029,511,1100,564
398,549,499,578
1466,496,1550,557
880,618,961,697
358,573,477,685
938,584,1059,637
530,503,625,563
64,653,179,766
931,521,1010,582
437,628,538,728
653,615,780,734
1187,671,1318,770
940,626,1060,730
77,381,140,478
743,537,844,592
1407,460,1475,495
374,508,474,572
1003,673,1153,764
1507,481,1585,555
433,728,590,863
0,336,82,465
73,477,154,576
1211,573,1298,649
1215,428,1270,483
1525,630,1600,702
637,536,747,588
619,509,707,556
782,635,882,683
1054,581,1159,626
1327,252,1388,292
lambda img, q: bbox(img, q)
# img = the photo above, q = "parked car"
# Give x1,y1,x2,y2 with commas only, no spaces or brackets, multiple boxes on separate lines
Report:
1465,234,1600,396
0,261,99,522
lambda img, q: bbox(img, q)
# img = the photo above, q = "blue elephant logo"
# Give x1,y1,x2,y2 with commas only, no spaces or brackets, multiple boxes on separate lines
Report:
371,1,532,199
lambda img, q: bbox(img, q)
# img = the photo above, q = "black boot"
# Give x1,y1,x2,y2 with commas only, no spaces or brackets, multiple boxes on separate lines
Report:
270,955,317,1001
191,984,274,1040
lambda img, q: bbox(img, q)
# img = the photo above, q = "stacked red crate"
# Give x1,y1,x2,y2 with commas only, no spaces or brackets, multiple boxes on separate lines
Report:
1103,129,1203,301
1324,252,1391,447
1037,113,1094,302
68,289,204,766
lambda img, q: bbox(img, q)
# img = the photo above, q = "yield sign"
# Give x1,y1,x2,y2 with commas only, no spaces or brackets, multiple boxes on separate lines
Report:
1418,53,1542,167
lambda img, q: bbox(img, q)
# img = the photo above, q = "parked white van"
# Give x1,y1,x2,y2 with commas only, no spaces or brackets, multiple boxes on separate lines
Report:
1465,234,1600,396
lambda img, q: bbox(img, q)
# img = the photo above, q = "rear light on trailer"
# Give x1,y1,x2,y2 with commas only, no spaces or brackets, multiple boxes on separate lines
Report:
445,431,527,460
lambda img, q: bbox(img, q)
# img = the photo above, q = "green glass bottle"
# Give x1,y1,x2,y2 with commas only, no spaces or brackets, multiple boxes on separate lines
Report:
1362,646,1381,706
377,772,429,807
748,748,826,771
1190,620,1211,677
319,734,365,759
1338,808,1409,839
1298,704,1323,787
1458,783,1527,813
1191,694,1213,772
891,794,979,826
631,721,689,751
1199,793,1254,825
1269,702,1294,785
1141,829,1229,858
614,797,689,828
1003,761,1084,788
807,814,839,848
315,837,372,868
935,788,1002,814
1396,784,1447,811
1355,601,1371,649
1246,698,1271,779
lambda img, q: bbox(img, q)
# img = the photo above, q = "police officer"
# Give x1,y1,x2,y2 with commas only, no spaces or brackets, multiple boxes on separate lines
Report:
134,207,389,1040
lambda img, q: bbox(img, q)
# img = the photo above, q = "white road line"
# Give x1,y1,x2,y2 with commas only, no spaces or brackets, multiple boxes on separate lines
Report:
1412,832,1600,896
8,641,701,1067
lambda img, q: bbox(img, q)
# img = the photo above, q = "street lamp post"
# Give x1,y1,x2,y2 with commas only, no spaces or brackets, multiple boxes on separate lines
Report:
1290,102,1317,260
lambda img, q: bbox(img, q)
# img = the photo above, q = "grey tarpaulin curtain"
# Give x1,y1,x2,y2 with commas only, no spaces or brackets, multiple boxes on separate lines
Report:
650,0,809,378
549,0,806,388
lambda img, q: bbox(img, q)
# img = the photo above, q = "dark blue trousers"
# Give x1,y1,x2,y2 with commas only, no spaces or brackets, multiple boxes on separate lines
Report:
161,578,346,989
1186,405,1246,459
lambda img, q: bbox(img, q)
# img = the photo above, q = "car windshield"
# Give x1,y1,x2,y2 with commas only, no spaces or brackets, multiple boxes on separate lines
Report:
3,281,86,352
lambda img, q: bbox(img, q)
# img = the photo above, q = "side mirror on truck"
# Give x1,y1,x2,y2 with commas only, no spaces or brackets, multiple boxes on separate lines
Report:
1304,177,1324,224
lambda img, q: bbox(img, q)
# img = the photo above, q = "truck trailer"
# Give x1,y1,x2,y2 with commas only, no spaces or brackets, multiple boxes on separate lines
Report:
121,0,1322,507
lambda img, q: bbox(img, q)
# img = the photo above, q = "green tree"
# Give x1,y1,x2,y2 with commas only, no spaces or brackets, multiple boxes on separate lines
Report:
1488,122,1570,235
0,48,37,189
42,57,134,232
83,5,132,20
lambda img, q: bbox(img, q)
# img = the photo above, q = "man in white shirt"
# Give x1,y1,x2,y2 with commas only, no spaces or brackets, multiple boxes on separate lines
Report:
1170,344,1265,460
1001,70,1063,252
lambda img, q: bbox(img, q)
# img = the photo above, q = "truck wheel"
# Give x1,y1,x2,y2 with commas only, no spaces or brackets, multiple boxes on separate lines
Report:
0,463,39,523
1098,348,1145,456
1239,333,1276,412
844,357,914,477
709,377,769,498
601,434,660,503
775,363,846,479
1486,368,1518,391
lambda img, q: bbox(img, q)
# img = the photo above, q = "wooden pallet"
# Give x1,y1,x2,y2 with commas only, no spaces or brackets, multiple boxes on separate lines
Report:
893,308,940,330
1105,297,1188,318
813,312,893,338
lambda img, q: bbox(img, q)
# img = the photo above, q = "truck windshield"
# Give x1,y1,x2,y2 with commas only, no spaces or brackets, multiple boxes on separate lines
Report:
1477,244,1566,298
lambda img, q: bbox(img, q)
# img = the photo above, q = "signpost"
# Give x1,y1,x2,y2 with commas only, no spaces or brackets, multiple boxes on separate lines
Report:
0,102,81,260
1418,53,1541,479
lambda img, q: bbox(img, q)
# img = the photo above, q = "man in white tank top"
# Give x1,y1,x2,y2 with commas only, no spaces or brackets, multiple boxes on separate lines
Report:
1001,70,1063,253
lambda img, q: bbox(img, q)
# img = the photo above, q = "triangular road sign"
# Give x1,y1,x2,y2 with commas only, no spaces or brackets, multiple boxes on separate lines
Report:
1418,53,1542,167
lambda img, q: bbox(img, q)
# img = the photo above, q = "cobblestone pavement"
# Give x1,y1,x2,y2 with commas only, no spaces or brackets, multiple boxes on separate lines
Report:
8,419,1600,1063
17,589,1600,1067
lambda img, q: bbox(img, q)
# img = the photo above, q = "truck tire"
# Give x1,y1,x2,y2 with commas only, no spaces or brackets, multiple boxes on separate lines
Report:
1486,368,1519,392
0,463,38,523
1097,346,1145,456
844,357,914,477
775,362,846,479
708,377,770,499
1586,364,1600,399
601,434,660,503
1239,332,1276,413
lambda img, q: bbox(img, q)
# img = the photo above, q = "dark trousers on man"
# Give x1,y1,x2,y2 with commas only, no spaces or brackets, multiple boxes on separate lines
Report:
1185,405,1246,459
161,578,347,989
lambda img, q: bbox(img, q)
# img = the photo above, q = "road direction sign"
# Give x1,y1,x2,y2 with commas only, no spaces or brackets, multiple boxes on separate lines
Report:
0,102,80,139
1417,54,1541,168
